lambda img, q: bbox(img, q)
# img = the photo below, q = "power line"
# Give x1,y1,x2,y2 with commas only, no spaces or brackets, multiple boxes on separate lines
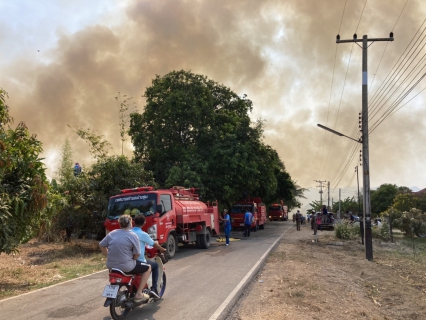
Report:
368,0,408,93
318,1,348,176
369,34,426,121
368,20,426,119
370,72,426,133
355,0,368,34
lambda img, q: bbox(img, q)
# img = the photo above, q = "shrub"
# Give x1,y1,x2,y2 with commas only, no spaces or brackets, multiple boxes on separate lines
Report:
335,221,359,240
380,221,391,241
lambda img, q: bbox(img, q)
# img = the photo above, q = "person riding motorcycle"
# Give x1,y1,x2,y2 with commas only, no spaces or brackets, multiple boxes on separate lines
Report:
99,214,151,303
132,214,167,299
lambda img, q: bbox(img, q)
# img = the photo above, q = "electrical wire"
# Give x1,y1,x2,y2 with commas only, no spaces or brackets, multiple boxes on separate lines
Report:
370,72,426,133
318,0,348,176
368,0,408,93
368,20,426,118
369,34,426,121
355,0,368,34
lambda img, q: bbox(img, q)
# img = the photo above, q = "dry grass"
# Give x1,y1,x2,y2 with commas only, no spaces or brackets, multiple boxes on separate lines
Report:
230,226,426,320
0,239,105,299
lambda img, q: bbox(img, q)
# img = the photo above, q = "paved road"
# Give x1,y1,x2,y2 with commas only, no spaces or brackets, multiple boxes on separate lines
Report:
0,221,293,320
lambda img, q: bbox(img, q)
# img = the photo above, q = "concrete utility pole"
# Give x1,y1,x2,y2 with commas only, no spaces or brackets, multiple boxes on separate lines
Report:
314,180,327,206
355,166,363,245
327,181,330,208
337,32,394,261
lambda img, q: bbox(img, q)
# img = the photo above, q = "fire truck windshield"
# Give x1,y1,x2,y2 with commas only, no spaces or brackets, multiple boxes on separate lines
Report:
231,204,254,213
107,193,157,219
269,206,281,211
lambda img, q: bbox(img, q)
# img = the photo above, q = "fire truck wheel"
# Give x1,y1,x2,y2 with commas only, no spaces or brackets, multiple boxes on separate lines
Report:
166,233,176,258
199,230,211,249
195,235,202,248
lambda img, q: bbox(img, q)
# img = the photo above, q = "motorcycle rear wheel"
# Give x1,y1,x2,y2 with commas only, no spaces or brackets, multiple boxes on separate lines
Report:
110,285,131,320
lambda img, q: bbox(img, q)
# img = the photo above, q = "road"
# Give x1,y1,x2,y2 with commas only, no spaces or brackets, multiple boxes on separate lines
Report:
0,221,294,320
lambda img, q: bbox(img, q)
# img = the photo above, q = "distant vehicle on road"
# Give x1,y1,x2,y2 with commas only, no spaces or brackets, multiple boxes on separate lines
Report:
268,204,288,221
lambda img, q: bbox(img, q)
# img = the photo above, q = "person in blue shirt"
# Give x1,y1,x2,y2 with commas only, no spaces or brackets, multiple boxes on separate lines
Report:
132,215,167,299
243,209,253,238
221,209,232,245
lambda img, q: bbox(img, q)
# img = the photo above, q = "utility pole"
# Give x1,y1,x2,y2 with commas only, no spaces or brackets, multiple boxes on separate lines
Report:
339,188,341,220
327,181,330,209
337,32,394,261
355,166,364,245
314,180,327,207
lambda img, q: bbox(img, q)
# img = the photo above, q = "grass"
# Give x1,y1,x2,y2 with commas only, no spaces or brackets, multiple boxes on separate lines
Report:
0,240,106,300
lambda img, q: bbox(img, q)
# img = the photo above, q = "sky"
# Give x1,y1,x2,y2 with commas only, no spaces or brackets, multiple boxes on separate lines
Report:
1,0,426,208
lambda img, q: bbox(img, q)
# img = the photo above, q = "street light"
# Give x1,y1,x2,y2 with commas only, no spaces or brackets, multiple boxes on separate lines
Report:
317,124,361,143
317,123,373,261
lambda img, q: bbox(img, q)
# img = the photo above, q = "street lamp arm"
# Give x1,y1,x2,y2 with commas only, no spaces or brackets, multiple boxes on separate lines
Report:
317,124,361,143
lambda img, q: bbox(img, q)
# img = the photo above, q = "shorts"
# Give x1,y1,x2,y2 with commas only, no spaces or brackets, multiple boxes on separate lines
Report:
128,261,150,274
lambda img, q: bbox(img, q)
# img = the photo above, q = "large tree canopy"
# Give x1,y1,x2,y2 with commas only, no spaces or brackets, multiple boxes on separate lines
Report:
129,70,299,206
0,89,48,253
370,184,399,216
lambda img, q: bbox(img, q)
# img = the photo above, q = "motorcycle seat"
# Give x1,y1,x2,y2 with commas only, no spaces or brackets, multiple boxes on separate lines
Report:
110,268,138,277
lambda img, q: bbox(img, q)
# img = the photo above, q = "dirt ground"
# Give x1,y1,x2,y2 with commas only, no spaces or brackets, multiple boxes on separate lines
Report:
0,239,105,299
1,225,425,320
229,223,426,320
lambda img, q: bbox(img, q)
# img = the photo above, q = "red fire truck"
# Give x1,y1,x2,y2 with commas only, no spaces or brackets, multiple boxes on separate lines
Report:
230,197,266,231
104,186,220,258
268,203,288,221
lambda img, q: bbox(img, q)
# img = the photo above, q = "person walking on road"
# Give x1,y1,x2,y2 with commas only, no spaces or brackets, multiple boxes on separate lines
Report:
295,210,302,231
221,209,232,245
243,209,253,237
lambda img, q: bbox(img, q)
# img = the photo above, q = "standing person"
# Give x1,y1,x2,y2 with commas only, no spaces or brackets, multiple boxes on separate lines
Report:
99,214,151,303
132,215,167,299
243,209,253,238
316,214,322,232
307,213,311,224
322,205,328,216
221,209,232,245
312,212,318,235
74,162,82,176
295,210,302,231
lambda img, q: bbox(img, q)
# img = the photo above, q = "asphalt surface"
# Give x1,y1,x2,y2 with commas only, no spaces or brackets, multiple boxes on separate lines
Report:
0,221,294,320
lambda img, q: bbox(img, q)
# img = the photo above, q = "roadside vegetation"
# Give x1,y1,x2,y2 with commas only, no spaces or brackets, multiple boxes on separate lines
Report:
0,71,305,256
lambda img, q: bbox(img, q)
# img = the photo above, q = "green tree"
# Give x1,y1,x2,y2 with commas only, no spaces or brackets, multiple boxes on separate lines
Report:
0,89,48,253
395,208,426,238
370,184,399,216
129,70,296,206
380,207,402,242
332,197,359,214
71,126,111,160
55,138,74,184
392,193,418,212
116,92,136,155
308,200,323,212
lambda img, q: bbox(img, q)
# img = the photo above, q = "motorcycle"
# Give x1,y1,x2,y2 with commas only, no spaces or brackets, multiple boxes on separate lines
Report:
102,249,168,320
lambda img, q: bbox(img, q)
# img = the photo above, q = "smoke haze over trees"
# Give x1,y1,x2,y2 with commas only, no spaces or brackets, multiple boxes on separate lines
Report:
1,0,426,193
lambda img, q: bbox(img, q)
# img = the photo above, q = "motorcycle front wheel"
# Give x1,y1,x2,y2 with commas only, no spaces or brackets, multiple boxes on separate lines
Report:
110,285,131,320
158,271,167,297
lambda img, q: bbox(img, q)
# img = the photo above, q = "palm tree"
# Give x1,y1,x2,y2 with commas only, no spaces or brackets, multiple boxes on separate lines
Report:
287,180,307,210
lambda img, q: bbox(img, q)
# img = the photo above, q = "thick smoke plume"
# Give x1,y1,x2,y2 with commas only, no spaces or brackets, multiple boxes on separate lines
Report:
1,0,425,192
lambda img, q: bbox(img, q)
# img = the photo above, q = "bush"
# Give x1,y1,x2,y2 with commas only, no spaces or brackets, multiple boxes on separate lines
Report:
335,221,359,240
380,222,391,241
